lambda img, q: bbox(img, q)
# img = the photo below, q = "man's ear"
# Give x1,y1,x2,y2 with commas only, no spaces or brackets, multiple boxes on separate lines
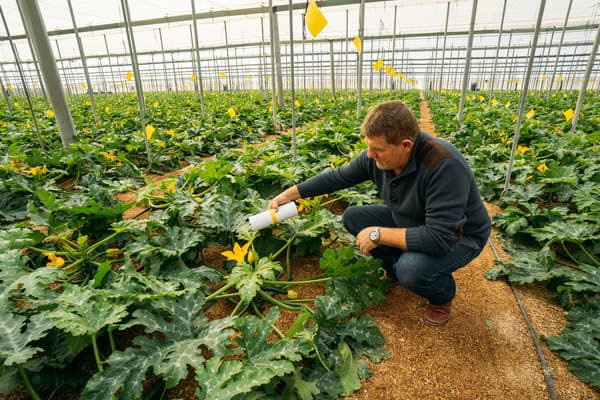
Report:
401,139,414,151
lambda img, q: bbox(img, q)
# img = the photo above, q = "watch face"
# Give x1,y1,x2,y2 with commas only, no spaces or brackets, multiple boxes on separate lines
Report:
369,231,378,241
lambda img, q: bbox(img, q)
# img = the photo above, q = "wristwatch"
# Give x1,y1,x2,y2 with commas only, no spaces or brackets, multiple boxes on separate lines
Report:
369,226,380,245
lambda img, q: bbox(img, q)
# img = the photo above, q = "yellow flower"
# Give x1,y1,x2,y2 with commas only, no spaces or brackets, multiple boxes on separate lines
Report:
145,124,155,140
41,165,47,174
479,95,485,102
296,198,310,213
77,235,88,247
100,151,117,161
315,98,320,104
44,252,65,267
227,107,236,118
537,163,549,173
491,98,498,105
195,196,203,203
517,145,531,155
247,251,254,264
295,100,301,108
164,180,176,194
505,102,510,108
287,290,298,299
45,109,55,118
82,128,92,135
25,123,32,129
525,109,535,119
165,129,176,137
153,101,159,108
105,106,111,114
221,241,252,263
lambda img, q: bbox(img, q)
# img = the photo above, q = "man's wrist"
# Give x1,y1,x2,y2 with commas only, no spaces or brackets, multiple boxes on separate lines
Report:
369,226,380,245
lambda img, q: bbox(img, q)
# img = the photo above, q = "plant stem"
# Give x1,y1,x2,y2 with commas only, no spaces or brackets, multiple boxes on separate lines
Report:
205,281,236,302
213,293,240,300
258,289,302,311
286,240,292,280
270,235,296,261
263,277,331,286
108,325,117,353
312,343,331,372
17,365,41,400
87,230,123,253
561,241,582,265
230,300,244,316
577,243,600,267
28,247,69,255
91,333,104,372
323,235,340,249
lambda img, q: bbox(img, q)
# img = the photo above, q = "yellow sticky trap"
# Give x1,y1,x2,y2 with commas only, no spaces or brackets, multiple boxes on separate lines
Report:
525,109,535,119
557,75,563,82
190,74,196,82
6,84,13,91
353,36,362,53
563,108,574,122
80,82,87,89
306,0,328,38
126,71,133,81
541,75,547,81
247,74,252,80
219,71,226,78
228,107,236,118
373,58,383,72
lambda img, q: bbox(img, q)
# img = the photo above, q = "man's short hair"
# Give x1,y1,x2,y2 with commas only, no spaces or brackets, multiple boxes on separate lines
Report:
361,101,420,144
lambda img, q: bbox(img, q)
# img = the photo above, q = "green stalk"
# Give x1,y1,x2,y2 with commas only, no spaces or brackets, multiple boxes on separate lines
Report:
263,277,331,286
87,230,123,253
91,333,104,372
108,325,117,353
230,300,244,316
312,343,331,372
577,243,600,267
258,289,302,311
28,247,69,256
323,235,339,249
270,234,296,261
251,302,285,339
17,365,41,400
561,241,582,265
286,240,293,280
205,281,236,302
213,293,240,300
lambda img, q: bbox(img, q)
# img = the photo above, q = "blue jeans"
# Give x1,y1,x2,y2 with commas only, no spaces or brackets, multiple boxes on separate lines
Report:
342,205,488,305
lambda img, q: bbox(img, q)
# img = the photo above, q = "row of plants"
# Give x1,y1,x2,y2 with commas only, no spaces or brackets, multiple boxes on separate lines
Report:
1,89,422,399
426,89,600,388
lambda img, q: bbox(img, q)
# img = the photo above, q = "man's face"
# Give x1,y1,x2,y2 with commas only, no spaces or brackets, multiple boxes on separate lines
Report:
365,135,413,174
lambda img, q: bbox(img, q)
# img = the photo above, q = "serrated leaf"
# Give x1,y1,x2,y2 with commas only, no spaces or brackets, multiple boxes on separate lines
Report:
336,340,361,396
0,312,53,366
229,258,282,304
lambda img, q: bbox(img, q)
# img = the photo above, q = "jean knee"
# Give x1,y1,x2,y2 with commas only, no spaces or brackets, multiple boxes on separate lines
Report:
342,206,361,235
393,254,431,290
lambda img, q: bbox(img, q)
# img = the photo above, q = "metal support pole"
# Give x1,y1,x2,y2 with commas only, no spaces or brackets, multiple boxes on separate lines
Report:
0,4,45,151
489,0,507,101
189,26,198,93
67,0,98,122
369,39,374,91
356,0,365,118
571,22,600,132
0,74,11,115
224,21,233,97
259,17,265,97
15,0,48,107
55,41,74,97
268,0,278,130
503,0,546,195
399,37,405,91
330,40,336,97
191,0,205,111
345,9,349,98
503,30,513,91
170,52,179,94
457,0,478,124
120,0,152,165
390,6,397,94
302,14,307,101
547,0,572,98
272,10,284,106
432,34,440,92
102,35,117,94
158,28,170,94
539,30,555,93
438,1,451,94
289,0,296,160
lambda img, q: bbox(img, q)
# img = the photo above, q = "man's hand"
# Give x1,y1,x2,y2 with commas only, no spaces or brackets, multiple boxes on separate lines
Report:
268,185,301,212
357,227,378,256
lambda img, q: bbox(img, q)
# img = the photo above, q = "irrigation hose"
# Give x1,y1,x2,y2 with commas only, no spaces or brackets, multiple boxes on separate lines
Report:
487,237,557,400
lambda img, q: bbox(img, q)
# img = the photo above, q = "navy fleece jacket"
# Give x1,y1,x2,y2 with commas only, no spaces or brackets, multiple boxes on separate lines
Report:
296,132,491,255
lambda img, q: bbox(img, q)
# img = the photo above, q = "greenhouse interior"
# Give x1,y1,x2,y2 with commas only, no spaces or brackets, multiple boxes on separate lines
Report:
1,0,599,399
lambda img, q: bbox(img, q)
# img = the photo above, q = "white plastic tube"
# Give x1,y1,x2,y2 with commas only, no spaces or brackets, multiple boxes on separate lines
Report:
249,202,298,230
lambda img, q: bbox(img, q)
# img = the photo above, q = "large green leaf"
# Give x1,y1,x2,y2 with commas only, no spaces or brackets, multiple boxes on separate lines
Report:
335,340,361,396
46,284,128,337
228,258,282,303
83,292,236,399
0,311,53,366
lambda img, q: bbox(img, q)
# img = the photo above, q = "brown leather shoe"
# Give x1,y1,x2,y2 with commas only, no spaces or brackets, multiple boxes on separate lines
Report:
424,301,452,326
